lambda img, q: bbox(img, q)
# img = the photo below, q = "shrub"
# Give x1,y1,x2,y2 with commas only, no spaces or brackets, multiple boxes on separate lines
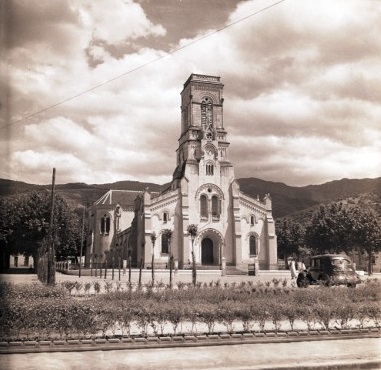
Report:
249,301,269,332
238,303,255,332
198,303,216,334
74,282,83,295
84,282,91,295
184,306,200,335
93,281,101,294
62,281,76,295
166,302,184,335
281,301,299,331
119,305,135,337
104,281,113,294
364,302,381,328
315,302,335,330
1,279,380,341
218,301,238,333
335,302,356,329
268,302,283,332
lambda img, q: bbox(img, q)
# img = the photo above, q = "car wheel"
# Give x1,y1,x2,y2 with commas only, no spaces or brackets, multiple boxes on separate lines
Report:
320,274,331,287
297,277,308,288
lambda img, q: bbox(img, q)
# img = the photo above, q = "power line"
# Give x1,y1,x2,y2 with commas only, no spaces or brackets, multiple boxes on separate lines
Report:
0,0,286,132
0,171,21,182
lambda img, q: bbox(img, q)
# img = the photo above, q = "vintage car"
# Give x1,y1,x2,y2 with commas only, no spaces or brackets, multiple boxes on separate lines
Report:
297,254,361,288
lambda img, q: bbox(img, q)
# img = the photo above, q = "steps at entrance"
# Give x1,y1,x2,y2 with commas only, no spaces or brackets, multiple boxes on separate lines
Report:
226,266,248,276
196,265,221,270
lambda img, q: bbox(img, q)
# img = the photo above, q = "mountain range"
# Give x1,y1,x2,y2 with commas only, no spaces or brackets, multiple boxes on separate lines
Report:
0,177,380,219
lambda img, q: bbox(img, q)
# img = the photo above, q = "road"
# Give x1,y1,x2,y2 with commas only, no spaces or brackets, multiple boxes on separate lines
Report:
0,270,300,291
1,337,380,370
2,270,379,289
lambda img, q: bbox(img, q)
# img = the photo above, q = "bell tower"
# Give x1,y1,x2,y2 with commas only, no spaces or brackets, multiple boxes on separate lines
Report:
172,74,233,186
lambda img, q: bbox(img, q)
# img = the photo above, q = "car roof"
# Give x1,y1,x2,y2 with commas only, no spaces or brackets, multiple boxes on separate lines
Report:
311,254,350,259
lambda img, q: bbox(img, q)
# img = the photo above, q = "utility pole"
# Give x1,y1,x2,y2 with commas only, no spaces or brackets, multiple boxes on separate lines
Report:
79,206,85,278
47,168,56,286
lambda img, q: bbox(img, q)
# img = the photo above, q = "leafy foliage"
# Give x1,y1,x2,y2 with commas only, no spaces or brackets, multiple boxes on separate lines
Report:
275,219,306,260
304,202,381,272
305,202,355,253
1,279,380,341
187,224,198,237
275,199,381,274
0,190,86,267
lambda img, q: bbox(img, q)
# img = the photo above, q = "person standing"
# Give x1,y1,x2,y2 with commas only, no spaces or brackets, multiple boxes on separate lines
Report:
301,260,306,271
296,260,303,272
290,259,297,279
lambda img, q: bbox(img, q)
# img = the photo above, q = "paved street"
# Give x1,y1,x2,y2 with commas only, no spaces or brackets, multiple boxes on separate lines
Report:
1,337,380,370
0,270,298,290
2,269,379,289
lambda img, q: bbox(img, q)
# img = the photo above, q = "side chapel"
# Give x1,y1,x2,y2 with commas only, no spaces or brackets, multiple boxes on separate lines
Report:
86,74,278,272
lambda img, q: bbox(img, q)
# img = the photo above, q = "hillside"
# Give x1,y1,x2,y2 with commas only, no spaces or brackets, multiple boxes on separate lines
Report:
304,177,381,202
276,190,381,228
237,177,381,218
237,178,319,217
0,177,379,218
0,179,163,209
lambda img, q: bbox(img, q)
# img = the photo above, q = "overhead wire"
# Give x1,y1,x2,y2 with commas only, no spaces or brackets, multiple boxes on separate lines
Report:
0,0,286,131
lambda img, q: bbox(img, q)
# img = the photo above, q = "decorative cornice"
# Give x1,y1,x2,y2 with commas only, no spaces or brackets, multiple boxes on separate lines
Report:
195,183,224,200
239,199,267,218
151,197,179,212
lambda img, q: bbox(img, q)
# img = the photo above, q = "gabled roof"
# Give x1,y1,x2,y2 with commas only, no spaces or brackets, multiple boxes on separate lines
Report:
94,190,142,206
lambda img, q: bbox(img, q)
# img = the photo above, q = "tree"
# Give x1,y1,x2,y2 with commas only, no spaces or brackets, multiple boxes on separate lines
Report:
187,224,198,286
0,190,83,271
305,202,354,254
351,207,381,275
162,229,173,287
54,202,85,261
0,197,20,270
305,202,381,274
276,219,306,266
150,232,157,284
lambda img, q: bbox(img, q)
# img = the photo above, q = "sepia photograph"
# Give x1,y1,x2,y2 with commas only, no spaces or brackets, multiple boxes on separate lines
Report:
1,0,380,369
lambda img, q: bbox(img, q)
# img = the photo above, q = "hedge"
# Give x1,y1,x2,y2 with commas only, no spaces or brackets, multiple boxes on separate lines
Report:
0,279,380,340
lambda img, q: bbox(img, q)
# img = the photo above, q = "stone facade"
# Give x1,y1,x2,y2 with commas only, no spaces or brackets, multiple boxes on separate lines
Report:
88,74,278,271
85,190,140,267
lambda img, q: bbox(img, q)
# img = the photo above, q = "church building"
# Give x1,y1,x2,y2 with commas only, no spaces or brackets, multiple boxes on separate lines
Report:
86,74,278,272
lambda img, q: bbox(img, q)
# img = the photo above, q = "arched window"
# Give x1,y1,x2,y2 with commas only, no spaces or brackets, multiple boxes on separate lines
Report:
182,107,189,132
115,205,121,231
206,163,214,175
211,195,220,220
200,194,208,219
201,97,213,128
100,214,111,235
161,233,169,254
163,212,168,223
249,235,257,255
250,215,255,226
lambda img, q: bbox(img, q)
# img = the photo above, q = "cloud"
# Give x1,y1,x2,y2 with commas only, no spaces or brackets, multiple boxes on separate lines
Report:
79,0,166,43
3,0,381,187
232,133,381,185
4,0,78,50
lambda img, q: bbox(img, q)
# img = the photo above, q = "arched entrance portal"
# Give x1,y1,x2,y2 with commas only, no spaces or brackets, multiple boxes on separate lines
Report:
201,238,214,265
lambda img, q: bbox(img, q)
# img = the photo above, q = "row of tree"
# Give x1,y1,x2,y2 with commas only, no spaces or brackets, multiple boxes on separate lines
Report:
1,189,380,275
0,190,86,272
276,202,381,274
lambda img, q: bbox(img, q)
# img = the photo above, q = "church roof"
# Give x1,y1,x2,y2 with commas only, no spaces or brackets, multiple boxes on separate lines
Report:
94,190,141,206
172,162,186,180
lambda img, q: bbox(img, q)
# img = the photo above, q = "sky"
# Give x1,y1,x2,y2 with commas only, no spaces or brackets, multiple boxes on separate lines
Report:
1,0,381,187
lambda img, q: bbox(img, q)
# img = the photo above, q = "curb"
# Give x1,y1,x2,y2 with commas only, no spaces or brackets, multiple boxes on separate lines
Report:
0,328,380,354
